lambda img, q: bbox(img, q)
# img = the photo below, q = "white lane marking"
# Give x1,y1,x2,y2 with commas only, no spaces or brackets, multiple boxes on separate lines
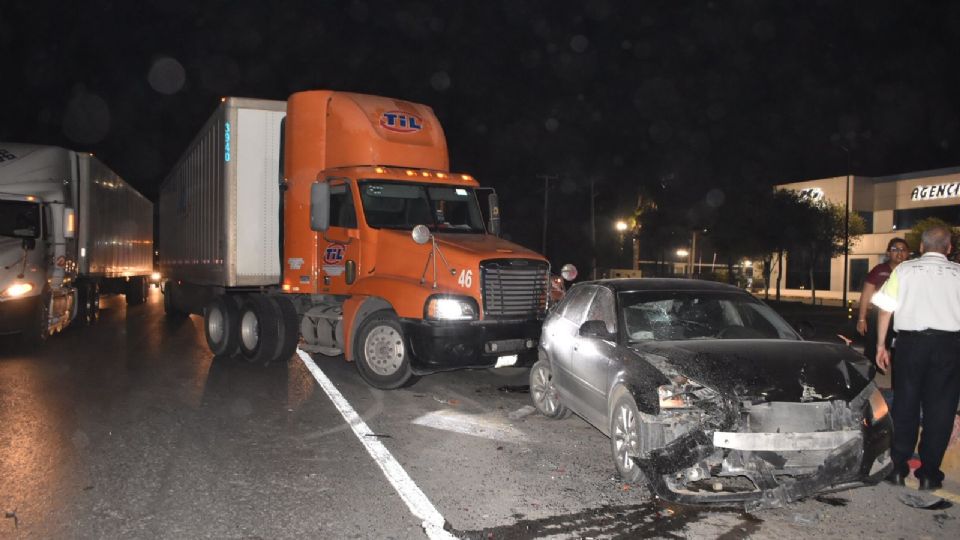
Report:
412,410,528,444
296,349,455,540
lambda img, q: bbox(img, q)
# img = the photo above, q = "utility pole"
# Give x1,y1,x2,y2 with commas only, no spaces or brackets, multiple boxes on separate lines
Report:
590,178,597,279
839,146,851,307
537,174,557,256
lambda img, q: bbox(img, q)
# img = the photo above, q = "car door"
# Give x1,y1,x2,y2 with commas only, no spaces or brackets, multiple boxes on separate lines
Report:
570,286,618,426
545,285,597,398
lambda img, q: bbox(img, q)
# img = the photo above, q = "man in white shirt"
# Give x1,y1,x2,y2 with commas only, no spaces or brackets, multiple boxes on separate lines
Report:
872,226,960,491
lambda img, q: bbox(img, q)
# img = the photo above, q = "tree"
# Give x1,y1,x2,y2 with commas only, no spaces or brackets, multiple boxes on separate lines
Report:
906,217,957,254
790,200,866,303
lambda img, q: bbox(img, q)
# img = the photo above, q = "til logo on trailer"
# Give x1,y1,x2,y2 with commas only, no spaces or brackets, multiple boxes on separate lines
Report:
380,111,423,133
323,243,346,264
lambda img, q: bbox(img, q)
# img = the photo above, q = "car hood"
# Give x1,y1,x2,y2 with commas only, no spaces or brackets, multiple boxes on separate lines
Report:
629,339,874,403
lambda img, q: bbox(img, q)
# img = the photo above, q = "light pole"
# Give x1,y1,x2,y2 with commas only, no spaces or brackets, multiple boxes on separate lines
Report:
839,145,851,307
615,220,628,255
676,248,690,277
537,174,557,256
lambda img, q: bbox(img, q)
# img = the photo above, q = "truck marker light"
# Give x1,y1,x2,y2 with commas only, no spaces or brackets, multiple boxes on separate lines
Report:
406,170,416,176
282,283,291,291
436,172,446,179
375,167,385,174
26,195,36,201
421,171,430,177
460,174,471,181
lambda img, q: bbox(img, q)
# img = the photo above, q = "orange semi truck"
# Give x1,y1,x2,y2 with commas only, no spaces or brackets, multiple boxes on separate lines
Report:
160,91,562,389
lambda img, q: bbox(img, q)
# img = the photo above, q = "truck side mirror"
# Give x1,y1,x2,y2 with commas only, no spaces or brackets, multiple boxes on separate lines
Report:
487,192,501,237
22,238,36,251
310,182,330,232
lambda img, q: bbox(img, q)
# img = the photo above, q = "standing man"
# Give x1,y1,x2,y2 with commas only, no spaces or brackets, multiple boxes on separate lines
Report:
856,237,910,365
872,226,960,490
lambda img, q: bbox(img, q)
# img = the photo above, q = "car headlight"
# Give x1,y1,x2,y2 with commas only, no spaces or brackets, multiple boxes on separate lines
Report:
657,376,715,409
425,295,479,321
2,282,34,298
868,386,889,423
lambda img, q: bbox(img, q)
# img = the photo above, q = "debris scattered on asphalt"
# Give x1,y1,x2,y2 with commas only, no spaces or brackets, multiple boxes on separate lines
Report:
364,433,392,439
899,491,946,509
791,512,822,525
498,385,530,393
507,405,537,420
432,396,460,406
4,509,17,529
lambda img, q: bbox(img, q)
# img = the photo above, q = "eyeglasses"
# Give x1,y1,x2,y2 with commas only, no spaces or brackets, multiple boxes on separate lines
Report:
889,247,907,253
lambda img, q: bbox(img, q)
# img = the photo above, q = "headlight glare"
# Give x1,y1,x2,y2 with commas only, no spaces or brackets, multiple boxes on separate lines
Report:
2,282,34,298
426,296,478,321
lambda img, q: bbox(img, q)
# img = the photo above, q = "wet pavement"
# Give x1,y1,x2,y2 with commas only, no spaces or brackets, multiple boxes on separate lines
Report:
1,289,959,538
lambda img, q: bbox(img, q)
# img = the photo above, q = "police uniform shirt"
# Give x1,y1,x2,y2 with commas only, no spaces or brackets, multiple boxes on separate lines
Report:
871,252,960,332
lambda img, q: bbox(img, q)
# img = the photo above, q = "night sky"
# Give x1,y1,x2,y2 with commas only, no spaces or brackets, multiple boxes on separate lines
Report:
3,0,960,273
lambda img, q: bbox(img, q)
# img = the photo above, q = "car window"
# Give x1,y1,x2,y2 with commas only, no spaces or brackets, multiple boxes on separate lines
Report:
584,287,616,334
559,285,596,325
619,290,800,341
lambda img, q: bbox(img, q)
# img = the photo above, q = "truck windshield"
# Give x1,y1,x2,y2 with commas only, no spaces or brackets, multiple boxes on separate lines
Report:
0,199,41,239
359,181,486,233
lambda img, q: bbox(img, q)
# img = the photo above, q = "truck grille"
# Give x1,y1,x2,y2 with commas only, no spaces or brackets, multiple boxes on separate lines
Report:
480,259,549,319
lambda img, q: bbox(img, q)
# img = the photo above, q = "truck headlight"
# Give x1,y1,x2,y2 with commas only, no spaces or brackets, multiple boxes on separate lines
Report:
425,295,478,321
2,282,34,298
151,272,162,282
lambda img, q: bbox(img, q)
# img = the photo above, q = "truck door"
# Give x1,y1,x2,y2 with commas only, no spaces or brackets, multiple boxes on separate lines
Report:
317,179,361,294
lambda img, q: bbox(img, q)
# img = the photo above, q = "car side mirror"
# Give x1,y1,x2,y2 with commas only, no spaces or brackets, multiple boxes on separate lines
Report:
579,319,615,339
310,182,330,232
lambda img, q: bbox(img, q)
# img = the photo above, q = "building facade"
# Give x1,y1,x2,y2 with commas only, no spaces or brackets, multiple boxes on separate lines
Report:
773,166,960,300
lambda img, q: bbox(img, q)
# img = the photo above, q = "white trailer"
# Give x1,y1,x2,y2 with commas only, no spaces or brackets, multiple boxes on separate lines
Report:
0,143,154,341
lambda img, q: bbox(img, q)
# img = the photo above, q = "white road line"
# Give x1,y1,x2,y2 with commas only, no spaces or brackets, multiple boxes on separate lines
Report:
296,349,455,540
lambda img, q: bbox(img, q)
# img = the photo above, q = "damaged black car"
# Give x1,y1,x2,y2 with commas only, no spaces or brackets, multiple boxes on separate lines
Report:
530,279,892,510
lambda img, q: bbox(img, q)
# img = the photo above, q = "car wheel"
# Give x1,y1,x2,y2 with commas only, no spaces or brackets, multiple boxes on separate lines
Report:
355,310,415,390
204,295,241,357
237,294,282,364
530,359,570,419
609,387,646,483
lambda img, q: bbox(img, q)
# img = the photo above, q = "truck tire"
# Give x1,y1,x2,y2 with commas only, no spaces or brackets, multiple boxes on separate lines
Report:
163,282,188,318
355,311,415,389
126,277,147,305
237,294,282,364
22,291,51,345
78,281,100,325
204,295,241,357
269,296,300,364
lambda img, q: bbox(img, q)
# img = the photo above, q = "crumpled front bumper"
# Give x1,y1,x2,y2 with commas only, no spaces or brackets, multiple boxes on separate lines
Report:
635,407,893,510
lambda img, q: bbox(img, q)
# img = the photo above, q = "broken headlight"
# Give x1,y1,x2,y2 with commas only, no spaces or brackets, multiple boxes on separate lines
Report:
657,376,716,409
867,385,889,423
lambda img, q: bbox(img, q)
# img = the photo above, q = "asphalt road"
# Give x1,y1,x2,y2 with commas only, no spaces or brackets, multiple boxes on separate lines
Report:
1,289,959,539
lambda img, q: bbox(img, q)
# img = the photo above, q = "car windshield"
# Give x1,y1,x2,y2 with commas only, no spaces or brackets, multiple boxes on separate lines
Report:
619,290,800,342
358,180,486,233
0,199,41,239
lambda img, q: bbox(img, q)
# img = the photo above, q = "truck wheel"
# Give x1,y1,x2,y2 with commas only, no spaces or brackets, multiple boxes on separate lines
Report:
355,311,415,389
269,296,300,363
204,295,241,357
163,282,188,317
237,294,282,364
78,281,100,325
126,277,146,305
23,292,51,345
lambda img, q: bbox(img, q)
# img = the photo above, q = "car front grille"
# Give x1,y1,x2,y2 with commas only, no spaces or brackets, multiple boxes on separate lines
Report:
480,259,549,319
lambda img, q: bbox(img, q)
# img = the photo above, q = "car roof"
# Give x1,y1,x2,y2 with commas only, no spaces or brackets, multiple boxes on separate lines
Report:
572,278,749,294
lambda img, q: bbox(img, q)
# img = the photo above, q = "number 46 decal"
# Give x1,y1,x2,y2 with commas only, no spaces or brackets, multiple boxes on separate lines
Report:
457,269,473,288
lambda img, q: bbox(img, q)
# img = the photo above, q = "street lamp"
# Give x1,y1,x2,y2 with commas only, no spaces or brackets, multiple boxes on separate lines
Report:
676,248,690,277
839,145,852,307
615,220,628,255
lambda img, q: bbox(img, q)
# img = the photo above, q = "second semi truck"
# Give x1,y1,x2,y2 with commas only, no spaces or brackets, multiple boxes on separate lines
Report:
160,92,558,389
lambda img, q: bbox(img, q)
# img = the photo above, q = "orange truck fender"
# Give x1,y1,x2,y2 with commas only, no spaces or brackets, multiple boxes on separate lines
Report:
341,295,392,362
